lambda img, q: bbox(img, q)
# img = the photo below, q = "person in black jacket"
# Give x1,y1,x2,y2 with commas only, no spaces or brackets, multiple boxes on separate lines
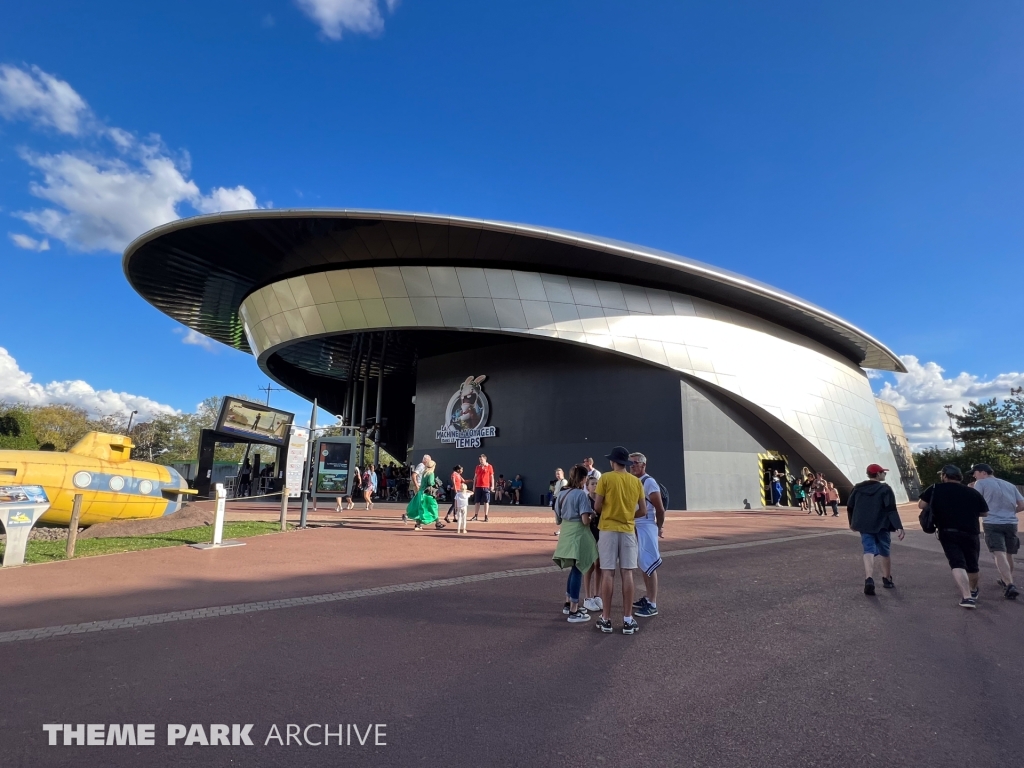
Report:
918,464,988,609
847,463,905,595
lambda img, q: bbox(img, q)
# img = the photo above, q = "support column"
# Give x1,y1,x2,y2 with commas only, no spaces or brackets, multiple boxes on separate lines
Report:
373,332,388,466
346,334,364,430
359,334,373,465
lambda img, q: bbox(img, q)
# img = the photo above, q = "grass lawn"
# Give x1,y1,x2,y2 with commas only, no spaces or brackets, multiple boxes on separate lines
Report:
0,522,290,564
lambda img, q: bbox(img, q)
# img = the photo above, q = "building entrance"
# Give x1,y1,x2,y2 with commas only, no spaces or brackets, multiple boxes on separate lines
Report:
758,452,790,507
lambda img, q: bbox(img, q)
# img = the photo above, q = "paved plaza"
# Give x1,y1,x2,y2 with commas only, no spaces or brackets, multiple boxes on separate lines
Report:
2,506,1022,767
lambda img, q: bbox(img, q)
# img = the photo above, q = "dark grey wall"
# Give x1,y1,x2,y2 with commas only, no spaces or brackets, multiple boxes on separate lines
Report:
411,340,686,508
681,378,813,509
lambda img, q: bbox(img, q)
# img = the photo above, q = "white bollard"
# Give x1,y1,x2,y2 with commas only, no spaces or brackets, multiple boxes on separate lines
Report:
190,482,245,550
213,483,226,545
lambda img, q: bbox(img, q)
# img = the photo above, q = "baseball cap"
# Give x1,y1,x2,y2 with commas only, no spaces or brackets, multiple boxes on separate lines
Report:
940,464,963,479
865,463,889,475
970,463,994,475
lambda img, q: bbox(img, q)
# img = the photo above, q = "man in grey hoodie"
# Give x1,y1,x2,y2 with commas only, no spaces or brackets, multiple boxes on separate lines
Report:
847,463,905,595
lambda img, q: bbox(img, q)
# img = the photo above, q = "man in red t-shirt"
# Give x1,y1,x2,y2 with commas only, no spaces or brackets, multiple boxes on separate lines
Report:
472,454,495,522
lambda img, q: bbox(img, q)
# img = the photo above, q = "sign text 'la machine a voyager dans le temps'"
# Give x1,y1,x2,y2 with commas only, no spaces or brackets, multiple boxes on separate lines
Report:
436,376,497,449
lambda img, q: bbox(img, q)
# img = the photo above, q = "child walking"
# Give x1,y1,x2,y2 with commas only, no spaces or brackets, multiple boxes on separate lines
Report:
455,482,472,533
581,474,603,613
826,481,840,516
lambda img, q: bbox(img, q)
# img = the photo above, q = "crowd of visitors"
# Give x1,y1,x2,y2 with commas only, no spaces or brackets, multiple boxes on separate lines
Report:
768,466,842,516
551,448,666,635
330,446,1023,619
847,461,1022,608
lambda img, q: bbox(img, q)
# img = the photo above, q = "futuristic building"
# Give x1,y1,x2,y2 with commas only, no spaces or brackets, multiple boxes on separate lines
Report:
124,210,911,508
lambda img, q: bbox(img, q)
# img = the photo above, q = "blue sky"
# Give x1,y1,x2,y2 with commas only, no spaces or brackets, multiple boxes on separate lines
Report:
0,1,1021,445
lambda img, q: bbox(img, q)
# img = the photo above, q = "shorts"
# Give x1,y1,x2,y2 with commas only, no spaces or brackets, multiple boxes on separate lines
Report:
860,531,891,557
636,523,662,576
983,523,1020,554
938,529,981,573
598,530,638,570
473,488,491,505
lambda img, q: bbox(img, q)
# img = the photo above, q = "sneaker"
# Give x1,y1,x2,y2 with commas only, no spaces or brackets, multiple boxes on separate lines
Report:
622,618,640,635
567,610,590,623
970,588,979,600
882,577,895,589
484,516,489,522
634,603,659,617
562,601,571,615
1005,584,1019,600
959,597,977,609
583,597,602,613
632,596,650,610
596,617,613,633
864,577,875,596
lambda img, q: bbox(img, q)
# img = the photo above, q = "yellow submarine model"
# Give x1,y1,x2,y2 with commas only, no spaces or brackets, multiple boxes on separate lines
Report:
0,432,194,526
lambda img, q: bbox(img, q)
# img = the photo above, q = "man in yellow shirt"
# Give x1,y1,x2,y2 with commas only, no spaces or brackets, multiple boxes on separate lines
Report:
594,446,646,635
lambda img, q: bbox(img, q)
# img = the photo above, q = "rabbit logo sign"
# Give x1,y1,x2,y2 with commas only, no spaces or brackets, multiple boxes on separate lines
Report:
436,375,497,449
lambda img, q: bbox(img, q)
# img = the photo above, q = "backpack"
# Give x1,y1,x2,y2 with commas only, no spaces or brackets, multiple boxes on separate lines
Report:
918,505,936,534
640,474,670,511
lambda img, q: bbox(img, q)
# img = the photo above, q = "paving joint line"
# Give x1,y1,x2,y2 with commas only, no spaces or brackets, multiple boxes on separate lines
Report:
0,530,846,645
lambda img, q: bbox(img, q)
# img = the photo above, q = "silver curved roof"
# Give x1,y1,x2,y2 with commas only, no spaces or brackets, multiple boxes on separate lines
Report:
123,208,905,372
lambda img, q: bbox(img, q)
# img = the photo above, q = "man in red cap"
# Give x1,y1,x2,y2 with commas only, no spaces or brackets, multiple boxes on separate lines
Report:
846,464,905,595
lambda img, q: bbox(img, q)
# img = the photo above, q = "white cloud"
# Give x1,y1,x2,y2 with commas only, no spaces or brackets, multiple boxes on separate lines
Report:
193,185,259,214
0,64,91,135
8,232,49,251
17,149,200,252
175,327,218,352
875,355,1024,449
0,346,178,421
0,65,260,253
295,0,399,39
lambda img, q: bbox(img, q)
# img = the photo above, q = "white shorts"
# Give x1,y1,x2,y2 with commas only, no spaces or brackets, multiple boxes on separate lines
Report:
598,530,638,570
636,523,662,576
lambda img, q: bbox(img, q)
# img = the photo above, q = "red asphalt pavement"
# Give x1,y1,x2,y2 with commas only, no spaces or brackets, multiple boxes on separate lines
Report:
2,506,1023,768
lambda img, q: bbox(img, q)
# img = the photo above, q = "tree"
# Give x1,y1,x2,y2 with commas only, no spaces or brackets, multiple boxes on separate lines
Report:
0,405,38,450
28,404,92,451
1002,387,1024,463
916,391,1024,486
0,394,283,469
953,399,1013,453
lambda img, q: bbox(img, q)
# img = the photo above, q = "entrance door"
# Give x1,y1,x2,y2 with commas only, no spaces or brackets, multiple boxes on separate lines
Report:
758,453,789,507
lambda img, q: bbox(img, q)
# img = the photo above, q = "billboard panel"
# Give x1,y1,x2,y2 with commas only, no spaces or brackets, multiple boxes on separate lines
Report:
216,397,293,446
285,426,309,499
314,437,356,495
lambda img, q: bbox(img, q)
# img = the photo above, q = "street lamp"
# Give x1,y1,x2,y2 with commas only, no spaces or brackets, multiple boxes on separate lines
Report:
943,404,956,449
126,409,139,435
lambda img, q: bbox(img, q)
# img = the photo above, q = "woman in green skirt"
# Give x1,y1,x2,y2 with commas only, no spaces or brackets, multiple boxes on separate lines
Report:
552,464,598,622
406,455,445,530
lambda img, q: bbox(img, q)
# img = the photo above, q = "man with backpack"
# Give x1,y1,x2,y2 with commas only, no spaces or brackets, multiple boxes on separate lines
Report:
847,463,905,596
919,465,989,608
629,452,666,618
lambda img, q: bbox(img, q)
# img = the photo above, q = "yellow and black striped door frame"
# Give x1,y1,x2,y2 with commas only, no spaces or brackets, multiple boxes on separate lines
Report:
758,451,790,506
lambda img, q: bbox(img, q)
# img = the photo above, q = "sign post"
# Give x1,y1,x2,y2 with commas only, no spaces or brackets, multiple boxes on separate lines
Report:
285,426,309,500
190,483,245,550
1,485,51,567
65,493,83,559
